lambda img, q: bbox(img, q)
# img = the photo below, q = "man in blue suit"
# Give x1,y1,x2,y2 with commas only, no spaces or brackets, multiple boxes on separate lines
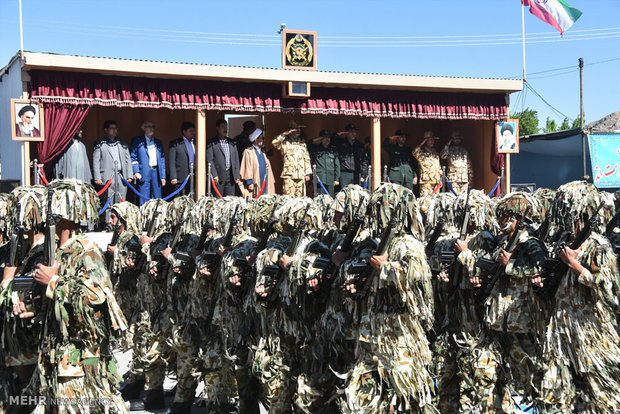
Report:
130,121,166,205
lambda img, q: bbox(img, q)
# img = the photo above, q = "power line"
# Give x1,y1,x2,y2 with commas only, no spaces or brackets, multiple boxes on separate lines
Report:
505,57,620,79
524,81,573,121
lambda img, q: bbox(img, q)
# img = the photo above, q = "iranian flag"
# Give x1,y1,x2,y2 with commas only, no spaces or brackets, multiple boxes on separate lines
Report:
522,0,582,35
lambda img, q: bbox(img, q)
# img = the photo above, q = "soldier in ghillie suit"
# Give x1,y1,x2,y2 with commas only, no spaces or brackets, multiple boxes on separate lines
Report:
339,183,436,413
0,192,13,411
19,179,128,414
539,181,620,413
470,192,548,413
106,201,142,350
429,189,499,412
0,187,45,408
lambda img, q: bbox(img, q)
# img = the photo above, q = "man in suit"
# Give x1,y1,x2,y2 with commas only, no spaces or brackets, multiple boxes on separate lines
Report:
168,122,195,198
130,121,166,205
206,119,241,197
93,120,133,225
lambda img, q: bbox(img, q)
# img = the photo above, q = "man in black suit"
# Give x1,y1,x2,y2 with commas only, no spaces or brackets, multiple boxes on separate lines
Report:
206,119,241,196
168,122,196,197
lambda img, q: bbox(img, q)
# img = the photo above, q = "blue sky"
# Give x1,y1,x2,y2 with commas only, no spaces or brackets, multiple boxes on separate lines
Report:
1,0,618,129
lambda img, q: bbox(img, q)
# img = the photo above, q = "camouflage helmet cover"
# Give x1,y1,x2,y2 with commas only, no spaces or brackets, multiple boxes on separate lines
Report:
140,198,169,233
424,192,457,231
331,184,370,229
551,181,607,234
275,197,313,235
111,201,141,234
44,179,100,224
454,189,499,233
495,191,541,224
0,193,11,236
8,186,44,233
367,183,424,239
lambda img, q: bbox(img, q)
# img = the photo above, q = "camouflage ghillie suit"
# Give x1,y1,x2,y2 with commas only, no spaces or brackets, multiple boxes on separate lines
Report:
428,190,498,412
0,193,13,411
540,181,620,413
272,131,312,197
340,184,436,413
440,143,473,195
471,192,547,413
413,143,442,197
532,187,556,244
128,198,170,394
31,179,128,414
108,201,141,349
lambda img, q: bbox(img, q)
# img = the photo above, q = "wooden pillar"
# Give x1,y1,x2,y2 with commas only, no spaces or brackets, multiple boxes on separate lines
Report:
505,154,511,194
22,91,30,186
195,110,207,198
371,117,381,191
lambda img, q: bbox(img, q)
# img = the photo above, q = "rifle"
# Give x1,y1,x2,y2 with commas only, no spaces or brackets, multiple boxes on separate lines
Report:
8,224,27,268
200,205,241,273
107,223,122,274
312,164,318,196
425,222,444,258
478,206,532,300
259,203,311,304
344,215,400,300
156,218,187,282
440,187,471,268
313,201,366,285
535,202,604,299
256,200,280,253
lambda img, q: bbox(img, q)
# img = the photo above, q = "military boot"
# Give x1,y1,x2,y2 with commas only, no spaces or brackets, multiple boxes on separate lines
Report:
120,378,146,401
130,389,166,411
167,401,193,414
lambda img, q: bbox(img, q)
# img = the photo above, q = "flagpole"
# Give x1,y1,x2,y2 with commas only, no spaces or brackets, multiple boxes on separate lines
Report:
521,2,526,81
19,0,24,59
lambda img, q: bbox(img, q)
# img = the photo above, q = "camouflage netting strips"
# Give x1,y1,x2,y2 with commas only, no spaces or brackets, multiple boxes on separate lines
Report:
44,179,100,224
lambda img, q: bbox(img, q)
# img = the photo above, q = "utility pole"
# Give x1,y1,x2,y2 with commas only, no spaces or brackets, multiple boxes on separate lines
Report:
579,58,588,180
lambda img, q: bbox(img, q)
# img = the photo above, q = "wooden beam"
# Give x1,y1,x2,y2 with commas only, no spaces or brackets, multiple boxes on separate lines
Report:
505,154,511,194
196,110,207,198
371,117,381,191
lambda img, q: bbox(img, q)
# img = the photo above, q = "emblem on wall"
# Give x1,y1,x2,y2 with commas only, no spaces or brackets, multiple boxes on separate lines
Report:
282,30,317,70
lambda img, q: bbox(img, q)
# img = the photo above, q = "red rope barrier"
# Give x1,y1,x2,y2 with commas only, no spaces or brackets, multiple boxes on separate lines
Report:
255,179,266,199
431,181,442,195
97,178,113,195
211,180,223,198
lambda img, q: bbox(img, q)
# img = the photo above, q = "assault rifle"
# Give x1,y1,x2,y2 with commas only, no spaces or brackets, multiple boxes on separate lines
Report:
107,223,122,274
477,206,532,300
200,205,240,273
156,216,187,282
312,201,366,287
425,222,444,258
259,203,311,304
256,200,280,253
440,186,471,269
8,224,27,268
534,202,604,299
343,215,400,300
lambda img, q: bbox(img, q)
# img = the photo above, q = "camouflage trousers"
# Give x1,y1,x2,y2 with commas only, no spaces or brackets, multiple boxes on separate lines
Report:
173,339,198,404
471,331,542,414
252,336,295,413
437,334,477,414
282,178,306,197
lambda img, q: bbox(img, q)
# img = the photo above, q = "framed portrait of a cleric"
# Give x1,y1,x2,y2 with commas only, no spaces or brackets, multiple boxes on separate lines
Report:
282,30,317,70
497,119,519,154
11,99,45,142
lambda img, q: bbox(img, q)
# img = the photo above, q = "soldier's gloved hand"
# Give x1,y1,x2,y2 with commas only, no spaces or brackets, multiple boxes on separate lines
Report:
13,300,34,320
107,245,117,255
198,264,211,278
498,249,512,266
308,276,320,291
173,266,182,274
369,252,388,270
454,236,469,253
149,265,158,276
437,271,450,284
559,245,579,266
530,274,543,288
34,261,59,286
279,254,295,269
218,245,227,256
255,284,267,297
343,277,358,295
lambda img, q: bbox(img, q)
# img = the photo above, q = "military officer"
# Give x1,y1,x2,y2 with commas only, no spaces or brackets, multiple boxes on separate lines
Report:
440,131,473,194
413,130,442,196
308,129,340,197
272,120,312,197
383,129,418,190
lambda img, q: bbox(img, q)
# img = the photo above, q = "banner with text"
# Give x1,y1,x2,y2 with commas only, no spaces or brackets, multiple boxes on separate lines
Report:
589,133,620,188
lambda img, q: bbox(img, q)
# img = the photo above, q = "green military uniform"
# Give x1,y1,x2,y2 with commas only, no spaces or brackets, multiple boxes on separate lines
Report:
308,142,340,197
383,138,417,190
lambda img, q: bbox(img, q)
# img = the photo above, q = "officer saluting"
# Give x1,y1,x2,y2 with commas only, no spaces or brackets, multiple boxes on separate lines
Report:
383,129,418,190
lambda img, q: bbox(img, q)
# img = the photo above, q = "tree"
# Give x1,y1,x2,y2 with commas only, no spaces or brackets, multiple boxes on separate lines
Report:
559,118,570,131
544,117,557,133
511,108,539,136
571,115,583,129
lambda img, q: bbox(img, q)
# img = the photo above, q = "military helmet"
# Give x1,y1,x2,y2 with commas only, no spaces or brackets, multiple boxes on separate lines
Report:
44,179,100,224
140,198,169,233
169,195,195,224
111,201,141,234
495,191,541,224
454,189,498,233
424,192,457,231
533,188,556,221
367,183,424,239
195,196,217,229
213,196,247,234
247,195,282,236
331,184,370,229
313,194,334,227
551,181,607,234
276,197,313,236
